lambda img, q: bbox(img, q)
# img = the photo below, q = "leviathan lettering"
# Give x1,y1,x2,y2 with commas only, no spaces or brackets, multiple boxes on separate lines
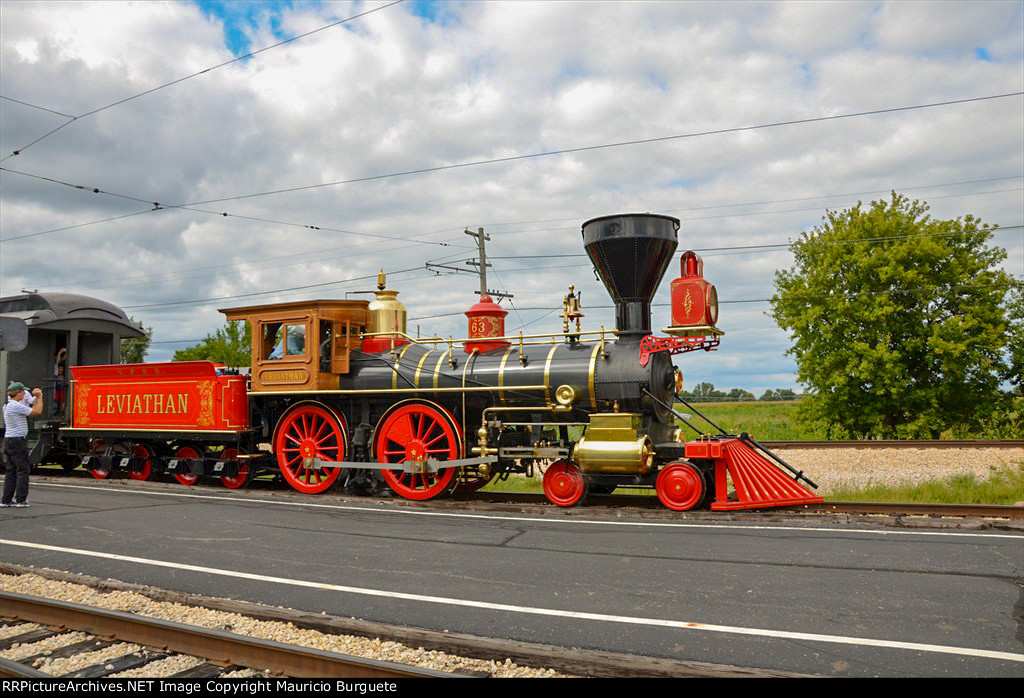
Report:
96,393,189,414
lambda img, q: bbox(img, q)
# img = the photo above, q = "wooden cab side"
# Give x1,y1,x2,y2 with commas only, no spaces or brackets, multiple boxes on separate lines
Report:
220,300,370,392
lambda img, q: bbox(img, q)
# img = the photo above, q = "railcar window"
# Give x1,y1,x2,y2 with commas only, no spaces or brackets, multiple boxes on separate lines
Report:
262,323,283,360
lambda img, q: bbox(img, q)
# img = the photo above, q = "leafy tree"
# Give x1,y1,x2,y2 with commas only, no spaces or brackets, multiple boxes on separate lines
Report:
759,388,797,401
173,321,251,367
686,382,726,398
771,193,1019,438
120,316,153,364
727,388,756,400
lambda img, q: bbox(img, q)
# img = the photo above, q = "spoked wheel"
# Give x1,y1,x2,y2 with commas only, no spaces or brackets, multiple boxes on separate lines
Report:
218,447,252,489
273,403,346,494
543,459,587,507
375,402,460,501
87,439,111,480
173,444,203,486
128,443,155,481
656,461,706,511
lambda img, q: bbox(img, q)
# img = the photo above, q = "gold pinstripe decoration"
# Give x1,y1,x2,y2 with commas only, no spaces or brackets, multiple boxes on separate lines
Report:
498,348,514,405
543,344,559,404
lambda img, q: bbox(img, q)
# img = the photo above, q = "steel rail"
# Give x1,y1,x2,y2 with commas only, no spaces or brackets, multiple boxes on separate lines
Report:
760,439,1024,449
438,492,1024,520
0,591,473,678
796,501,1024,519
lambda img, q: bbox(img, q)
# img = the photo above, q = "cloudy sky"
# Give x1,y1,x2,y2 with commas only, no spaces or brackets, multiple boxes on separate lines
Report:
1,0,1021,394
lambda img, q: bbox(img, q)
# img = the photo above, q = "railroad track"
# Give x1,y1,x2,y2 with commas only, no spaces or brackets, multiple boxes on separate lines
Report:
761,439,1024,449
23,471,1024,522
0,568,808,678
438,492,1024,520
0,591,472,679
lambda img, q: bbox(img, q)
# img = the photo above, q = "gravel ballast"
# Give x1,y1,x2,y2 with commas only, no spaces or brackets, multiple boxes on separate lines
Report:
0,573,572,678
772,447,1023,494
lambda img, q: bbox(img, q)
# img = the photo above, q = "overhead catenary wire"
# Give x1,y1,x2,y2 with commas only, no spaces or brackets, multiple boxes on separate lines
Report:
407,279,1022,323
10,90,1003,229
0,167,473,247
1,164,1017,287
120,265,426,310
20,221,1021,308
0,1,408,163
179,92,1024,207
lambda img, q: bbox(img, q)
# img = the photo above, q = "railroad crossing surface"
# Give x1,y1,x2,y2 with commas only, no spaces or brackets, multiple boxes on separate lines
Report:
2,480,1022,678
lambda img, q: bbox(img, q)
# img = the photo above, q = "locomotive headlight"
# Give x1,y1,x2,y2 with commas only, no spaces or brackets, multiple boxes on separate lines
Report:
674,367,684,394
707,284,719,326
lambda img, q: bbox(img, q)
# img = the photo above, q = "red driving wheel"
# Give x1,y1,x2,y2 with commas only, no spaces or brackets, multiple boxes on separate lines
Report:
375,402,459,500
656,462,705,511
273,403,346,494
174,445,202,486
218,447,251,489
543,459,586,507
128,443,155,481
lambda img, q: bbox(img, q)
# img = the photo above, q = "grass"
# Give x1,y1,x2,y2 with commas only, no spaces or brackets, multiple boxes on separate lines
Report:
827,464,1024,505
675,400,826,440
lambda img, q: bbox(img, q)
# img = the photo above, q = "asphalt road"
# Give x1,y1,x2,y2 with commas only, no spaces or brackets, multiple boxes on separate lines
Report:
1,479,1022,678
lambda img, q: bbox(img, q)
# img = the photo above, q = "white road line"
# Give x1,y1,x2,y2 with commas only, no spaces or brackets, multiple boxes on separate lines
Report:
2,538,1021,664
32,482,1024,539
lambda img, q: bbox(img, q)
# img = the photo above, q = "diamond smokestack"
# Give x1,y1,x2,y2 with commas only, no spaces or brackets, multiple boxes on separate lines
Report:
582,213,680,340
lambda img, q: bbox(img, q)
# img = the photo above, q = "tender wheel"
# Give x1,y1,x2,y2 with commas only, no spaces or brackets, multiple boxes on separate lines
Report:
173,444,204,486
273,403,346,494
218,447,252,489
543,459,587,507
128,443,155,481
375,402,459,501
656,462,706,511
87,439,111,480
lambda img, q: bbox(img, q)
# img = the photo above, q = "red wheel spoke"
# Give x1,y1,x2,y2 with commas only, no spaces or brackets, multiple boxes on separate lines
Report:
424,432,446,448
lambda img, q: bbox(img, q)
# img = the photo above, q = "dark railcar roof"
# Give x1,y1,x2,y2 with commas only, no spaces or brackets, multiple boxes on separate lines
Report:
0,292,144,337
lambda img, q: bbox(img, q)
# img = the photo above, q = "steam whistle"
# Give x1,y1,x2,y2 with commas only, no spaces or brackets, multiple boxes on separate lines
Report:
562,285,584,339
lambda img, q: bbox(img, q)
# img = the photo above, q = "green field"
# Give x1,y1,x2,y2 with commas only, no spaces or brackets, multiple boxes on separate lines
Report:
674,400,825,440
674,398,1022,440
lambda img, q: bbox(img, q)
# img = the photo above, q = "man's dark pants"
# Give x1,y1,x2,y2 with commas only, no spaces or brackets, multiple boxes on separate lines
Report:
2,437,30,504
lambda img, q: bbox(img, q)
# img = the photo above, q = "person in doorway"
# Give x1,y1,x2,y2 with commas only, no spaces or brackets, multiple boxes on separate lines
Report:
2,381,43,508
53,347,67,416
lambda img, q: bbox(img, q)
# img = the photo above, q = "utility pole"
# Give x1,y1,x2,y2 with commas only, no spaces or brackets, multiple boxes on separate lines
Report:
425,228,514,301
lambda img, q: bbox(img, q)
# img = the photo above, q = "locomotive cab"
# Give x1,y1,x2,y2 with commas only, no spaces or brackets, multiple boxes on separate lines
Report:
221,300,370,391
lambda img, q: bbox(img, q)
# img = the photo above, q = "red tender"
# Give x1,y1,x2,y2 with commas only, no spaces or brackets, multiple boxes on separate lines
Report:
70,361,249,432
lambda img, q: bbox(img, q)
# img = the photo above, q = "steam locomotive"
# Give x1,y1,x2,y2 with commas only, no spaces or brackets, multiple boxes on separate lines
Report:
57,213,822,511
